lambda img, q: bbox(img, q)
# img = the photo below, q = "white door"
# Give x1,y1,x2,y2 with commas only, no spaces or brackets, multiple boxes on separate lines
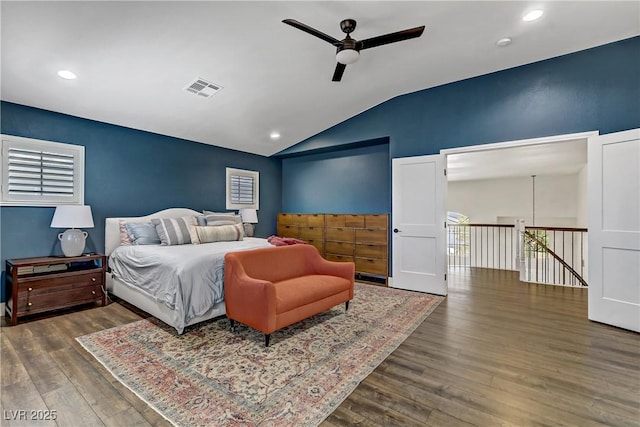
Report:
588,128,640,332
391,154,447,295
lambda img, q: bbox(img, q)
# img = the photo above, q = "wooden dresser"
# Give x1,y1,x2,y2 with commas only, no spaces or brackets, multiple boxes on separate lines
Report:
276,213,325,255
5,254,106,325
277,213,389,284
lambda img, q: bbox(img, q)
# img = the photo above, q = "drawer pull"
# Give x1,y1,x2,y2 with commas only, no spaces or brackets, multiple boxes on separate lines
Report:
92,290,96,295
28,287,33,292
27,302,33,307
92,278,96,282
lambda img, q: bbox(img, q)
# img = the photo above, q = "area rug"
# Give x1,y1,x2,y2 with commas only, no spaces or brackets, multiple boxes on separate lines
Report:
77,283,443,426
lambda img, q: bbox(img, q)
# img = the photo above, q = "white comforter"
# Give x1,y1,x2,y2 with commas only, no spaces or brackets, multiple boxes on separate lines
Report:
109,238,272,331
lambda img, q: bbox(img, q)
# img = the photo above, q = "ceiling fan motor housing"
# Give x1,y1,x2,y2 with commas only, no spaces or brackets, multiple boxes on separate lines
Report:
340,19,357,34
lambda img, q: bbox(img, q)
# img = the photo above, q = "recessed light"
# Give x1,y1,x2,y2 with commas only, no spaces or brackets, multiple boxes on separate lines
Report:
496,37,512,47
269,132,281,140
57,70,77,80
522,9,543,22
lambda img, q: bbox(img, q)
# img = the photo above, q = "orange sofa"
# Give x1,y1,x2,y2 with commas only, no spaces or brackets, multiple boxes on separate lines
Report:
224,244,355,346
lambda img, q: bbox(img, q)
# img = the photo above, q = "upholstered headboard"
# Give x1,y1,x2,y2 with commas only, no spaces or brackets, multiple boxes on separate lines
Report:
105,208,201,256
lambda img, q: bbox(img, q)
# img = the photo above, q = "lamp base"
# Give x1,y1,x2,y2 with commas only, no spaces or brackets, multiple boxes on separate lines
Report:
58,229,88,257
243,223,255,237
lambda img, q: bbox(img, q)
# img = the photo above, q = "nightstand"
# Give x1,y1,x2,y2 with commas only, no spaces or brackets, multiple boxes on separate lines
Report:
5,254,106,326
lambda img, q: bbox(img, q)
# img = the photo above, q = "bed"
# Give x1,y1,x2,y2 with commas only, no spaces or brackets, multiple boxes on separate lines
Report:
105,208,272,334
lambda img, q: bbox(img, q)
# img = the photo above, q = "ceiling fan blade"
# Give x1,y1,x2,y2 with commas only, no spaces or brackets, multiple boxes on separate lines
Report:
282,19,341,46
332,63,346,82
356,26,425,50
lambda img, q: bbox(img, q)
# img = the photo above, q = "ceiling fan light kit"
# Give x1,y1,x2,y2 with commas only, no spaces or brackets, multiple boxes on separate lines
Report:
336,48,359,64
283,18,425,82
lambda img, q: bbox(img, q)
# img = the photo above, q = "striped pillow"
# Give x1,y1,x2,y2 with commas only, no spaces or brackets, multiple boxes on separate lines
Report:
151,216,196,246
194,223,244,244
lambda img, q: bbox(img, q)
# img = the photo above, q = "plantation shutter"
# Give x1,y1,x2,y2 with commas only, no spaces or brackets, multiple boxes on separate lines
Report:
1,135,84,206
226,167,259,210
7,148,75,196
230,174,254,205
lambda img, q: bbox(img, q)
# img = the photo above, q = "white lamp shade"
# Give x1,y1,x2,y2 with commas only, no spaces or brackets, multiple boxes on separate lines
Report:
336,49,360,65
238,208,258,223
51,205,94,228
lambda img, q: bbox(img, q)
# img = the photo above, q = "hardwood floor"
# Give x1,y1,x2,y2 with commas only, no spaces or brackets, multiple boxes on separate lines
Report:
2,268,638,426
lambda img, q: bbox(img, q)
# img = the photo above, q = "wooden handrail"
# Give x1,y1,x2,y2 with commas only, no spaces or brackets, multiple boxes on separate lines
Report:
524,230,588,287
526,226,588,232
452,224,515,228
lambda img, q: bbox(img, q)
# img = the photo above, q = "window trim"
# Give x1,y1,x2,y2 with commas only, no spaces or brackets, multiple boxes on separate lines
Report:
226,167,259,210
1,134,85,207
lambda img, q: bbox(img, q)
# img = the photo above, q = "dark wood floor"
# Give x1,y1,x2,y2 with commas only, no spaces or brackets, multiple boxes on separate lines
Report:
2,268,639,426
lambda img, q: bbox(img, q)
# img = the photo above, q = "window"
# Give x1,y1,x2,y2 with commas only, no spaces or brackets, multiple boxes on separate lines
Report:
226,167,259,210
1,134,85,207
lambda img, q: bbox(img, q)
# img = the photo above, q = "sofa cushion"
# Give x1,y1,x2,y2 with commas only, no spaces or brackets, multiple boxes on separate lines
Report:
274,275,352,314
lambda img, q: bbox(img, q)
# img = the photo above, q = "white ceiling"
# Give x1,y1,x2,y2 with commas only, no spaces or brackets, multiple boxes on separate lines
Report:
2,1,639,157
446,138,588,181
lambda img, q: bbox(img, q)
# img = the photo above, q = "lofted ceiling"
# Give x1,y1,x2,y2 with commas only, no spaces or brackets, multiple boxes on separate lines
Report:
446,138,588,182
1,1,639,157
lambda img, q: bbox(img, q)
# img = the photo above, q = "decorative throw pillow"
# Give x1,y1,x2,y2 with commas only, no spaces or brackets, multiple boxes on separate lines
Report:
151,216,196,246
204,214,242,225
119,220,132,245
195,215,207,226
194,223,244,243
125,222,161,245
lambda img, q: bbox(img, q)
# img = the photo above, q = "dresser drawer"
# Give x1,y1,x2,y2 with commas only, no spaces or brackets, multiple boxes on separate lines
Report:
325,214,345,227
277,213,296,225
355,258,388,276
18,270,103,293
305,214,325,227
277,224,299,238
344,214,365,227
356,243,387,259
365,214,388,229
325,241,354,256
326,254,354,263
326,227,354,242
299,226,324,241
355,228,387,244
16,283,103,316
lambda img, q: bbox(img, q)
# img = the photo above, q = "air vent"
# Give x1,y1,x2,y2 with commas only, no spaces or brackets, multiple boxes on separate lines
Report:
183,78,222,98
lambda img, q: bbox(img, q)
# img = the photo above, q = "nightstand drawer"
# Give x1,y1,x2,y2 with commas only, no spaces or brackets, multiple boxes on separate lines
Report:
18,270,103,293
16,283,103,316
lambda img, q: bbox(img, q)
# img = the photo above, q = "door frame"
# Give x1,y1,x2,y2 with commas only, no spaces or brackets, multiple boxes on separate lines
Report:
390,131,599,288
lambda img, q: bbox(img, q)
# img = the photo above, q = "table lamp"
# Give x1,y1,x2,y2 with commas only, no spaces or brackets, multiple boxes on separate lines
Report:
51,205,94,256
238,208,258,237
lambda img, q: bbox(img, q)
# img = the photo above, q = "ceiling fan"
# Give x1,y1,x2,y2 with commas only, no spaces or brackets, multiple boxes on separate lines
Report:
283,18,425,82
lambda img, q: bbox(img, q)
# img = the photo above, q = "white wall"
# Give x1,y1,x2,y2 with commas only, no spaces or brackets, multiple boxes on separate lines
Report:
576,165,588,228
447,174,581,227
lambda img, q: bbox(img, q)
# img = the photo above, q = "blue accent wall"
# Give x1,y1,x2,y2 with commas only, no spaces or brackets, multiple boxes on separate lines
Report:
275,37,639,278
0,102,282,302
278,36,640,161
282,142,390,213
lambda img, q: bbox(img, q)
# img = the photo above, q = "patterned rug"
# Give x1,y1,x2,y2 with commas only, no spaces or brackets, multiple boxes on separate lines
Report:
77,283,443,426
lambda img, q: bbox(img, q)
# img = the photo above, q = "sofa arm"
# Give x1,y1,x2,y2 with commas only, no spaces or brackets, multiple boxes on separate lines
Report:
309,253,355,282
224,255,277,334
